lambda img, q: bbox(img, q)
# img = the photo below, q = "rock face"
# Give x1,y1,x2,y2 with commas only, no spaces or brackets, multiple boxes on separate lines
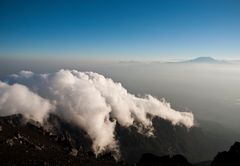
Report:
211,142,240,166
1,114,240,166
137,153,193,166
117,117,215,163
0,114,123,166
1,113,214,164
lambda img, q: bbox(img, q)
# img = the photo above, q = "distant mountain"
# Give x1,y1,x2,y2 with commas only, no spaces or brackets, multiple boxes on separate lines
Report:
182,57,226,64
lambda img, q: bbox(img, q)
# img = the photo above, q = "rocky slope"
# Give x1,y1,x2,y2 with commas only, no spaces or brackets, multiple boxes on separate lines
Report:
0,114,124,166
0,114,239,166
211,142,240,166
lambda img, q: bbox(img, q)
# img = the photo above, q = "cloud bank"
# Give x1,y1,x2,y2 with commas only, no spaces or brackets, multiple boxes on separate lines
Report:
0,69,194,155
0,81,53,123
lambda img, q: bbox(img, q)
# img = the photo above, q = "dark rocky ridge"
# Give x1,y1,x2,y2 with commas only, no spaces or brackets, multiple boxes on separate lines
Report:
117,117,222,163
137,153,193,166
0,114,124,166
211,142,240,166
0,114,240,166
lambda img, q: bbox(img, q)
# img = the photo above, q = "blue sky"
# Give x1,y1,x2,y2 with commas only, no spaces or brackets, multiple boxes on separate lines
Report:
0,0,240,60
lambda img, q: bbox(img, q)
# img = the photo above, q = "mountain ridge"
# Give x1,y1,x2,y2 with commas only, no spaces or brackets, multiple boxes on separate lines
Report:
182,57,226,64
0,114,240,166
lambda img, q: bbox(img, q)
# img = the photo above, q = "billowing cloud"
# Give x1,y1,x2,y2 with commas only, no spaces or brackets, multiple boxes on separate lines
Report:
0,69,194,156
0,81,53,123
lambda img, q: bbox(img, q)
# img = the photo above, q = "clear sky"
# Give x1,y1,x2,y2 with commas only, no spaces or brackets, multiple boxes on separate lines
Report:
0,0,240,60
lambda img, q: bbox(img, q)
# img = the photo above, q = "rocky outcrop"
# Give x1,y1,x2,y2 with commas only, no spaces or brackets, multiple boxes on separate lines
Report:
0,114,124,166
1,114,240,166
211,142,240,166
137,153,193,166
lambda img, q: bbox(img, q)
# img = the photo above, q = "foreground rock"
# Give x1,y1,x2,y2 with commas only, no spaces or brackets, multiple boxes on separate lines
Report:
137,153,193,166
1,114,240,166
0,114,123,166
211,142,240,166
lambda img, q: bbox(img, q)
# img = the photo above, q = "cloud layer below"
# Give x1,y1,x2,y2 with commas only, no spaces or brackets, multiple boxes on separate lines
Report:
0,69,194,155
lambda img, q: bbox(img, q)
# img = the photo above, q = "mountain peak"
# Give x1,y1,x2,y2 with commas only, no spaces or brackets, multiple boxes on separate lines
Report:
184,57,224,64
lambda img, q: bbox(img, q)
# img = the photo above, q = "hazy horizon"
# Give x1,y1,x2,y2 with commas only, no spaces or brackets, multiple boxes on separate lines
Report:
1,57,240,132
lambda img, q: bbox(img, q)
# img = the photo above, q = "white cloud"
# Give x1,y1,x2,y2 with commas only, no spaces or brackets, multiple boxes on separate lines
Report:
0,69,194,156
0,81,53,123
